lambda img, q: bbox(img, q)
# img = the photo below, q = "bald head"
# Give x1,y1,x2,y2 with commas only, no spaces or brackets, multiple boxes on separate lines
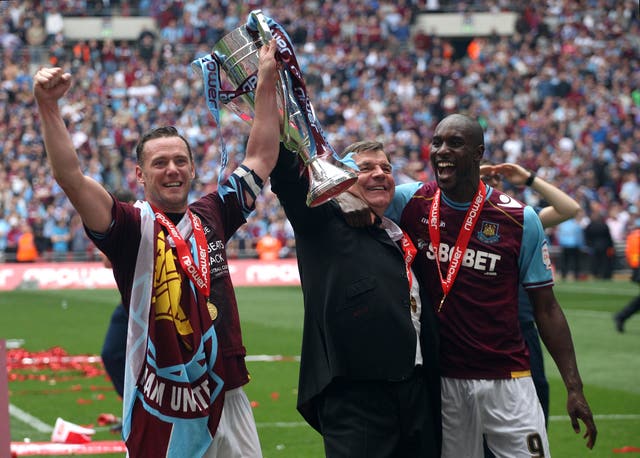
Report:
435,114,485,148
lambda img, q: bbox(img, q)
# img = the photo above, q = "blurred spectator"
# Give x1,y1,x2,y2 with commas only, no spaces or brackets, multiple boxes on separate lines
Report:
137,28,156,64
614,219,640,333
256,234,283,261
0,215,9,259
619,171,640,207
0,0,639,266
50,218,71,261
5,219,22,261
555,212,585,281
69,213,93,260
606,202,631,244
584,207,615,280
16,221,38,262
44,7,63,45
25,16,47,64
0,21,21,53
269,217,295,258
30,214,51,258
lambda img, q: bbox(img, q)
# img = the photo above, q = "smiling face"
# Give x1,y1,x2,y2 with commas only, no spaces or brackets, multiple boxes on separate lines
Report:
136,136,195,213
430,114,485,202
349,149,395,217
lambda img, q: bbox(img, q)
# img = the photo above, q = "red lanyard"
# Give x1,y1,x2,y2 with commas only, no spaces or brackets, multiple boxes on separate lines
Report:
152,207,210,298
428,182,486,312
399,230,418,312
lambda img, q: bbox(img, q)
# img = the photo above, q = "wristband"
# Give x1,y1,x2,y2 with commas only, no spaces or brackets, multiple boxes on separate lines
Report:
525,171,536,186
231,165,263,199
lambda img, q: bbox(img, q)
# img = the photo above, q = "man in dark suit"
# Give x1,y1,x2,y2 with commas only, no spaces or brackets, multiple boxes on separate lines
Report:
270,141,441,458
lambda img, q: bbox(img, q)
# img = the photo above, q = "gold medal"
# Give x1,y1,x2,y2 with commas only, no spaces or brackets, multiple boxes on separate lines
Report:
207,301,218,321
410,296,417,313
438,294,446,312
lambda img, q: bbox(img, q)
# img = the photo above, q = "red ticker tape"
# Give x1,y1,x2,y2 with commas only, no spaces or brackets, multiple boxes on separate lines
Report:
10,440,126,456
613,446,640,453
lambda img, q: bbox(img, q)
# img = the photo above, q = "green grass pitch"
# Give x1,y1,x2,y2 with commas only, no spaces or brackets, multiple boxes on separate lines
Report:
1,281,638,457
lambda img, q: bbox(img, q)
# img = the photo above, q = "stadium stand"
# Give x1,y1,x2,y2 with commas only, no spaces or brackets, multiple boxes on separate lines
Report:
0,0,638,278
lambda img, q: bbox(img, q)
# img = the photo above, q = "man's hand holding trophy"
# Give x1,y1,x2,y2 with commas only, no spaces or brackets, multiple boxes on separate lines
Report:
192,9,357,207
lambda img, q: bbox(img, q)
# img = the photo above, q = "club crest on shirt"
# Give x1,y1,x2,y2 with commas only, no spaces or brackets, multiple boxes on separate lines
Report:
416,238,429,251
477,221,500,243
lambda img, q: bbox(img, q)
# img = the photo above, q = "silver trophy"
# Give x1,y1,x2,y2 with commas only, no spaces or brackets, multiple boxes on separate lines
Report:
212,10,357,207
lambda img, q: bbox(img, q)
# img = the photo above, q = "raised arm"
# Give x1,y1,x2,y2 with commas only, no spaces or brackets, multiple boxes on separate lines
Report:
240,39,280,204
33,67,113,233
529,286,597,449
484,162,580,228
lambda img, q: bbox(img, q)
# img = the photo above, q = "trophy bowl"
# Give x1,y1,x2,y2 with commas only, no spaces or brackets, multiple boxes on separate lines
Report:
211,10,357,207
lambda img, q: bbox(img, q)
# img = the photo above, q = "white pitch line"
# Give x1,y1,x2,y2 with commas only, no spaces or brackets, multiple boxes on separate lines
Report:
10,405,639,434
256,421,308,428
550,414,640,421
9,403,53,433
256,415,640,429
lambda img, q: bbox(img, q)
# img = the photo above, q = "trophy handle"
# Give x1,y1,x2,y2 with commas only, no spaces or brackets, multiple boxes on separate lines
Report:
240,10,357,207
251,10,273,43
251,10,293,149
251,9,357,207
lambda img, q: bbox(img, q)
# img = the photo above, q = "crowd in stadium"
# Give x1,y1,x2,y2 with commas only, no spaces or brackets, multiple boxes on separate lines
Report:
0,0,639,276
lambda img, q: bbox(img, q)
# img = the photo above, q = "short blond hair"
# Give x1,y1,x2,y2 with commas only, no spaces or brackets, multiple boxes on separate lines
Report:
340,141,386,158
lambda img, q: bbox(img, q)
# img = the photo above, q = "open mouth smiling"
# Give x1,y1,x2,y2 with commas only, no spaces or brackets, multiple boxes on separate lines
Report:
436,161,456,179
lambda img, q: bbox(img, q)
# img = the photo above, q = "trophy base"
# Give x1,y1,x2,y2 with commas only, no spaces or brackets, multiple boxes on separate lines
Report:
306,176,358,207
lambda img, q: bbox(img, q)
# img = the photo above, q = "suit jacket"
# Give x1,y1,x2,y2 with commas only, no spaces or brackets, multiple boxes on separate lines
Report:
270,149,440,432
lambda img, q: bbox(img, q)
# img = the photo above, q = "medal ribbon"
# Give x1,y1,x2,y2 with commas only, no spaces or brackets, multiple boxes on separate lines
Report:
399,229,417,307
190,55,229,190
246,12,340,161
152,207,210,298
268,26,338,160
428,181,487,312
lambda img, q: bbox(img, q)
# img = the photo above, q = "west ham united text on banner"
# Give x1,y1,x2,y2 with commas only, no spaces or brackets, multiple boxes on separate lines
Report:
0,260,301,291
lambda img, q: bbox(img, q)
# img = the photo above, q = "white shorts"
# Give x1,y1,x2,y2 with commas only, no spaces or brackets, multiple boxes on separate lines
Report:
441,377,549,458
204,387,263,458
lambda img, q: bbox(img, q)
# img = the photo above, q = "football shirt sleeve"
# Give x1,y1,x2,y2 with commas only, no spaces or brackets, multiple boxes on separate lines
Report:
520,205,554,289
385,182,423,223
